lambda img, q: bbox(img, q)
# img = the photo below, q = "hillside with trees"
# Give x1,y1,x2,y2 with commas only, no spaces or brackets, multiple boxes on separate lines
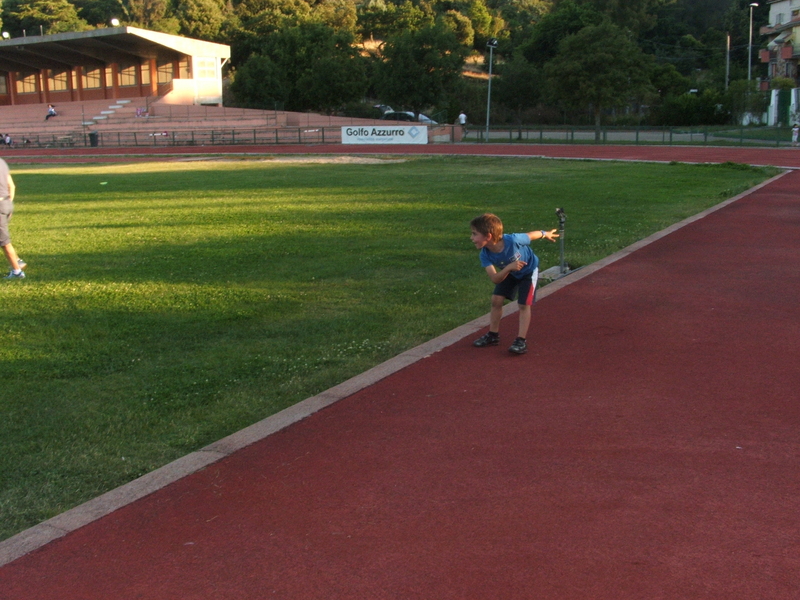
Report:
0,0,773,125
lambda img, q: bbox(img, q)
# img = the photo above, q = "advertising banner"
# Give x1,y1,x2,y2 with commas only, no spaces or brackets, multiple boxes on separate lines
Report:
341,125,428,144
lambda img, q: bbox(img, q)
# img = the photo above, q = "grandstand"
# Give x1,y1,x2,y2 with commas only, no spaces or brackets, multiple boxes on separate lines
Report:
0,99,458,148
0,99,367,148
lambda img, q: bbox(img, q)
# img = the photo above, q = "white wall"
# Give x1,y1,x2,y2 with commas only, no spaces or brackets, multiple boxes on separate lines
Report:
160,57,224,106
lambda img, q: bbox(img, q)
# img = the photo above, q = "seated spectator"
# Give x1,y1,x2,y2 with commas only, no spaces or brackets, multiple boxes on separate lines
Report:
45,104,57,121
4,134,12,147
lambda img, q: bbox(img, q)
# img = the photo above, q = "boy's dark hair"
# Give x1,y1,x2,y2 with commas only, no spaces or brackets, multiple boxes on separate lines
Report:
470,213,503,241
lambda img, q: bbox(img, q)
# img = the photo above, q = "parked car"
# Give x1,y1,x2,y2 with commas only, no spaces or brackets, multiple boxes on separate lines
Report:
380,111,438,125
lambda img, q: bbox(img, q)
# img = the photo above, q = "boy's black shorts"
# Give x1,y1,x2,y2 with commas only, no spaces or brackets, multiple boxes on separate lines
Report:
493,268,539,306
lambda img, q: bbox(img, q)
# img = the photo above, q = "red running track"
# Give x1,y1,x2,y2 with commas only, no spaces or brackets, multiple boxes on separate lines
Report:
1,147,799,599
6,142,800,169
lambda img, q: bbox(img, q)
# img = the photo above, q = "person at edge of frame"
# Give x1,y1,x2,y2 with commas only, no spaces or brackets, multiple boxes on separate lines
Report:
0,157,26,280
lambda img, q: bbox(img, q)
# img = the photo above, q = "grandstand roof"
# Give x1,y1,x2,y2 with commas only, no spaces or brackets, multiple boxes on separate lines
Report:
0,26,230,73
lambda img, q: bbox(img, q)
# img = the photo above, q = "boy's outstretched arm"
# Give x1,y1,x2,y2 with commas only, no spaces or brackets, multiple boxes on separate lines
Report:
525,229,559,242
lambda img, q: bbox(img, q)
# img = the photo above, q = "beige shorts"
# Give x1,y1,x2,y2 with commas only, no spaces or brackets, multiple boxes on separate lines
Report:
0,199,13,247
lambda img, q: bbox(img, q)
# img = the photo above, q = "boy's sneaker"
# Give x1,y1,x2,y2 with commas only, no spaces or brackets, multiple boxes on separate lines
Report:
509,337,528,354
473,332,499,347
4,270,25,280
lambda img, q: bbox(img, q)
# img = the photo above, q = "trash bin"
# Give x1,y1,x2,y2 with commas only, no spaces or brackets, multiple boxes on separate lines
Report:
89,131,99,147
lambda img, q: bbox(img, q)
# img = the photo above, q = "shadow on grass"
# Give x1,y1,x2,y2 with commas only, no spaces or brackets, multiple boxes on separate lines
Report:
13,161,429,204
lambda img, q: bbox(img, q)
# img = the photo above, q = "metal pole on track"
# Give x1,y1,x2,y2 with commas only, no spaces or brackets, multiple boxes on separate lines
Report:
556,207,567,275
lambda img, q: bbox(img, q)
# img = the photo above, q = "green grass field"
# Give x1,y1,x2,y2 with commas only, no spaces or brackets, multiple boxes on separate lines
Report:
0,156,777,541
710,126,793,143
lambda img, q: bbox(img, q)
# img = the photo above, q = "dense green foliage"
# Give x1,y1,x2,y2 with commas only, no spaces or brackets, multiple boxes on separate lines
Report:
230,22,368,112
0,157,777,541
0,1,779,130
0,0,775,125
545,21,655,136
373,22,467,117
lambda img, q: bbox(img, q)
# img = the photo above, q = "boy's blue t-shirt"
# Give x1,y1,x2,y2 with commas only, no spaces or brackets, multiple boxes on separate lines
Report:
479,233,539,278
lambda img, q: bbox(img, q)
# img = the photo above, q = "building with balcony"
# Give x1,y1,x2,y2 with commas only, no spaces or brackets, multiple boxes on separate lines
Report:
759,0,800,124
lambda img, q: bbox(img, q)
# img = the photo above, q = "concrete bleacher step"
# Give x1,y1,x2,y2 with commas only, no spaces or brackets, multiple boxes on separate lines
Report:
0,99,297,146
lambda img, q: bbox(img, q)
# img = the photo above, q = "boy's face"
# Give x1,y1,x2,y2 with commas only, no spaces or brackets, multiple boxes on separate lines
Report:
470,228,491,249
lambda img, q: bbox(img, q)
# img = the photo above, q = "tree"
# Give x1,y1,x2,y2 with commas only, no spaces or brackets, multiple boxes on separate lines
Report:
234,0,311,27
724,79,768,125
357,0,434,40
2,0,90,35
670,0,730,36
126,0,180,32
553,0,674,34
649,63,691,99
229,55,287,109
650,88,729,126
357,0,390,41
374,22,467,116
466,0,494,47
497,0,551,49
174,0,226,40
519,0,599,64
440,9,474,47
73,0,127,27
545,21,654,138
387,0,435,36
493,51,544,133
228,0,313,64
230,23,368,113
311,0,357,35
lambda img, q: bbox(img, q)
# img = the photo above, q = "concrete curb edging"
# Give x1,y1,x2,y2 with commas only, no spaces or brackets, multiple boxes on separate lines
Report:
0,312,499,567
0,169,789,569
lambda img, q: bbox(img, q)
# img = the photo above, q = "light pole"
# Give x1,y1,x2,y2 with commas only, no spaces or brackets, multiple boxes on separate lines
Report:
485,38,498,143
726,32,730,89
748,2,759,82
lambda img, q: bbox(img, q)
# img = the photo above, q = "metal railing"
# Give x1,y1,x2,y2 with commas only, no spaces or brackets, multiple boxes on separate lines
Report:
6,124,798,149
68,125,461,147
465,125,798,147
